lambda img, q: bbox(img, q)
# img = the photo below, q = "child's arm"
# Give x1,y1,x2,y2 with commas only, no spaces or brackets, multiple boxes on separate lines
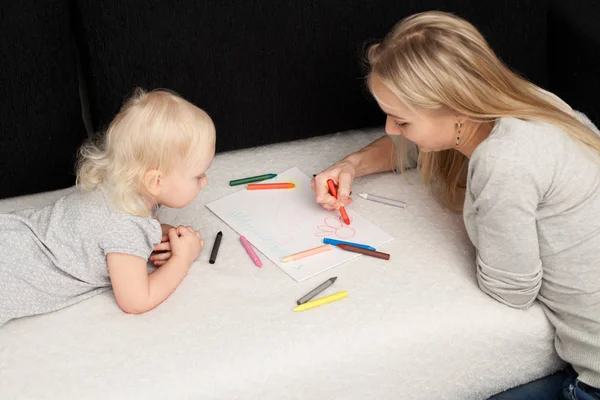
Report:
107,226,204,314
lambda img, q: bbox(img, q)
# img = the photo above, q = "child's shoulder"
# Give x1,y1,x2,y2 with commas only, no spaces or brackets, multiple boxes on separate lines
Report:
59,188,162,248
59,188,111,216
70,188,157,226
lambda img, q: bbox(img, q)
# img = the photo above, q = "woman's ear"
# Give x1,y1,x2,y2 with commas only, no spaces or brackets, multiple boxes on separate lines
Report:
453,113,468,125
144,169,162,197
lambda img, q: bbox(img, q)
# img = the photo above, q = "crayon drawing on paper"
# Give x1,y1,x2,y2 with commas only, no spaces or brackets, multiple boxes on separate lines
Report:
206,167,394,281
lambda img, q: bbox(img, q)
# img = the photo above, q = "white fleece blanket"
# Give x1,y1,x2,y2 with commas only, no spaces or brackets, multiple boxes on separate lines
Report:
0,128,562,399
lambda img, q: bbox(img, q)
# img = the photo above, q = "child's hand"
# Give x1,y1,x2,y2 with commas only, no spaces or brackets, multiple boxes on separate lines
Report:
168,226,204,264
150,224,175,266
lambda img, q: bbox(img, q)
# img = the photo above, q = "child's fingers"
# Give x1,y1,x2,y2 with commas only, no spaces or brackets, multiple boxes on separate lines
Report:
168,227,179,241
177,226,196,236
153,241,171,252
160,234,169,243
151,251,171,262
176,225,194,236
154,260,167,266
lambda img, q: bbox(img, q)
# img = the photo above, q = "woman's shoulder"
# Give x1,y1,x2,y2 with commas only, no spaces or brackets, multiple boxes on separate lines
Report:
467,117,569,195
484,117,567,148
471,117,574,168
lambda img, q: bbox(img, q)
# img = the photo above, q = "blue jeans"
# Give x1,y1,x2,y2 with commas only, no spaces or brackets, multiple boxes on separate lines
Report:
488,366,600,400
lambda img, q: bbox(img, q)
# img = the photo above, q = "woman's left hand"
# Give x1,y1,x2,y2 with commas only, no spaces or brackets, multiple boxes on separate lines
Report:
150,224,174,266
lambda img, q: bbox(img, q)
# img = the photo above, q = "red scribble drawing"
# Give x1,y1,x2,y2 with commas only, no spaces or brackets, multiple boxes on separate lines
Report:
315,216,356,239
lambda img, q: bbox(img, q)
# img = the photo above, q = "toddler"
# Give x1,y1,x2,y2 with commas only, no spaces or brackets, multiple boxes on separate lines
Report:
0,88,215,326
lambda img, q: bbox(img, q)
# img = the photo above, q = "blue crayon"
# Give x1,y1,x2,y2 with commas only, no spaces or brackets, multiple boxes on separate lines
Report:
323,238,376,251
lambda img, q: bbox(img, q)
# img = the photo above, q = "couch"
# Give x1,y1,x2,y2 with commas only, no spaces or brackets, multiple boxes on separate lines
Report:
1,1,598,398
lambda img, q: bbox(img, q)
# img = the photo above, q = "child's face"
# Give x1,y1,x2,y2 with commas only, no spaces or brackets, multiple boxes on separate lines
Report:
156,147,215,208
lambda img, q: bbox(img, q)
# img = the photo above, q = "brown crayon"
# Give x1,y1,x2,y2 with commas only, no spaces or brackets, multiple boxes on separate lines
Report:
337,244,390,260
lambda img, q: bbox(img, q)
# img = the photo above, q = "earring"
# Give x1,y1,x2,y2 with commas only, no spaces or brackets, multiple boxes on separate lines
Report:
456,122,462,147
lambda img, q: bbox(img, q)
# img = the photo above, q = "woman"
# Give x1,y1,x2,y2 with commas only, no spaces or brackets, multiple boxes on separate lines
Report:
312,11,600,400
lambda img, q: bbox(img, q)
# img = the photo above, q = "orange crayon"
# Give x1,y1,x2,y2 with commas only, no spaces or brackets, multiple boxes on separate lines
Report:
281,244,332,263
247,183,295,190
326,179,351,225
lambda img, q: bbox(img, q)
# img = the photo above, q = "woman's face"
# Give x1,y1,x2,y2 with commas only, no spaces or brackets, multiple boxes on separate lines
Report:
370,74,460,152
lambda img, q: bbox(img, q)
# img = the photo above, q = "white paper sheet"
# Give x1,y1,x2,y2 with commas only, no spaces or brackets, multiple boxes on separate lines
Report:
206,167,394,281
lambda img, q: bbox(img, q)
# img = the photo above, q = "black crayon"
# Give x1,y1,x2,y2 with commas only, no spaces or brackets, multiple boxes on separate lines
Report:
209,231,223,264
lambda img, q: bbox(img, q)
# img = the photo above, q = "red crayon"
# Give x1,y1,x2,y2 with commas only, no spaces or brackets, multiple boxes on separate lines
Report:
327,179,351,225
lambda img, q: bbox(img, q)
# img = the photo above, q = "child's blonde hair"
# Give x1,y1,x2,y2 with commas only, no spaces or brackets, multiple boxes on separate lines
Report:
367,11,600,211
77,88,216,216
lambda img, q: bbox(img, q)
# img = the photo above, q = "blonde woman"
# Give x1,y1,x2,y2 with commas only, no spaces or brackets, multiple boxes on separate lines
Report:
313,11,600,400
0,89,215,326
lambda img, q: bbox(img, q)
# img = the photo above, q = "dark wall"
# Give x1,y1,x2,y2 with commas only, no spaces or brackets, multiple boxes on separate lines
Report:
4,1,599,199
71,0,548,154
547,0,600,125
0,1,87,199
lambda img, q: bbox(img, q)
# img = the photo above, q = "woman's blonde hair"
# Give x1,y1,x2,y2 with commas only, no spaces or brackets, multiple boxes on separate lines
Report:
367,11,600,211
76,88,216,216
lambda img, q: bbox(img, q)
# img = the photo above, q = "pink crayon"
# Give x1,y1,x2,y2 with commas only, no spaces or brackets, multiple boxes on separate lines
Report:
240,236,262,268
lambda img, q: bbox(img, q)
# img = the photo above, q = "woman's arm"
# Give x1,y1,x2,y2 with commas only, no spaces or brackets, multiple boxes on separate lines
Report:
468,151,545,309
313,136,399,210
346,135,399,177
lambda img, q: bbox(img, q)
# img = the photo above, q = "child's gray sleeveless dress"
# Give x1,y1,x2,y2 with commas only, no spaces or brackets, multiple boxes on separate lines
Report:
0,189,162,326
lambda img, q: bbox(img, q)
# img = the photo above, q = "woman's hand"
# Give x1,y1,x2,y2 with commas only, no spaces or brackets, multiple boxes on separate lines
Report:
150,224,174,266
312,158,357,211
312,136,398,211
168,226,204,265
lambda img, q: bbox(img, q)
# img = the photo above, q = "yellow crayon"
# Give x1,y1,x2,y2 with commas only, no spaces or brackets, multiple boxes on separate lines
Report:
292,290,348,312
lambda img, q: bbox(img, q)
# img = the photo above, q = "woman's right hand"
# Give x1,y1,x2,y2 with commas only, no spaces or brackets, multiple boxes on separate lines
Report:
168,226,204,264
312,158,357,211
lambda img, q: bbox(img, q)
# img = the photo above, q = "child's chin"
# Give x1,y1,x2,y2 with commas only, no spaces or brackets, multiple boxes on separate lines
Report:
160,201,188,209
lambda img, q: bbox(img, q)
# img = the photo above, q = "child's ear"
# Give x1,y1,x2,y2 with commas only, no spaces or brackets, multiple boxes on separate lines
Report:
144,169,162,196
